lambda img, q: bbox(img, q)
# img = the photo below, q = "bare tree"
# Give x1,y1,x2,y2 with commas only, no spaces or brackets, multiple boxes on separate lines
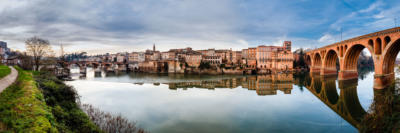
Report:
25,36,53,71
81,104,146,133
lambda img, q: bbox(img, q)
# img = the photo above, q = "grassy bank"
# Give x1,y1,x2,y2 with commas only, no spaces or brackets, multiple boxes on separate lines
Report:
34,72,102,132
0,67,144,132
0,67,57,132
0,67,101,132
0,65,11,79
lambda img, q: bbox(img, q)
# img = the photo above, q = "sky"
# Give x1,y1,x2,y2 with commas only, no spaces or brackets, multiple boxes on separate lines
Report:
0,0,399,55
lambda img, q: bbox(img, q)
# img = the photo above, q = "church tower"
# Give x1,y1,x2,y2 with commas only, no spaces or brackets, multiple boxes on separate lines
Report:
153,44,156,52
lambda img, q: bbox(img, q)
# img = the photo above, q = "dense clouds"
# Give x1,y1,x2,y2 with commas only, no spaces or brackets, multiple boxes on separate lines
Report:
0,0,399,54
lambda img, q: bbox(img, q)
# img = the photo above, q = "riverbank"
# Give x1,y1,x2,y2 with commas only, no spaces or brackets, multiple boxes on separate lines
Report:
35,71,146,133
0,67,101,132
0,67,57,132
34,71,102,132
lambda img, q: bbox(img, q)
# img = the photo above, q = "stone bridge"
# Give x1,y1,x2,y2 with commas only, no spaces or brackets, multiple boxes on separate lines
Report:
306,27,400,89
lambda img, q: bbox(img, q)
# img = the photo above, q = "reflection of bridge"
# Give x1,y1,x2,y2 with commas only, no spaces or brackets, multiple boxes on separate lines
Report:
305,27,400,89
166,74,294,96
303,74,366,129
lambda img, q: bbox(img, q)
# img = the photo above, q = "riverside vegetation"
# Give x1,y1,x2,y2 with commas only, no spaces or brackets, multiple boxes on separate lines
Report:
0,67,145,132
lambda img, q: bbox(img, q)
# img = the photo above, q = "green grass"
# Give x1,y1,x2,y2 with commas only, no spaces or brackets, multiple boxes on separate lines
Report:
0,65,11,79
0,67,58,132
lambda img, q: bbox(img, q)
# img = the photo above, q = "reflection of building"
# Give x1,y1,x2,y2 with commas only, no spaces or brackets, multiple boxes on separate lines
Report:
256,74,293,95
165,74,294,96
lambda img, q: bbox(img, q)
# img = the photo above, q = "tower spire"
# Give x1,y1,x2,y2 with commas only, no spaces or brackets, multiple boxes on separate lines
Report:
153,43,156,51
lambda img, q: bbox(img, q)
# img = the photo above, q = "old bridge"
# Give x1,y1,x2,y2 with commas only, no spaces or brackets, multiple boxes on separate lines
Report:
306,27,400,89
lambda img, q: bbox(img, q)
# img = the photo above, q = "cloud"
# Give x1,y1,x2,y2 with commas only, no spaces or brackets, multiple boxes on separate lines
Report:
359,1,383,13
318,34,335,44
0,0,399,54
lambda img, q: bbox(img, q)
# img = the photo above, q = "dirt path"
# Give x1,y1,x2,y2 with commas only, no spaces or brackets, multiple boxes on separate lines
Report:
0,66,18,93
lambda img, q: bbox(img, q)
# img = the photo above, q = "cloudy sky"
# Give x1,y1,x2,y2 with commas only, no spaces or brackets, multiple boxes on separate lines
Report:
0,0,399,55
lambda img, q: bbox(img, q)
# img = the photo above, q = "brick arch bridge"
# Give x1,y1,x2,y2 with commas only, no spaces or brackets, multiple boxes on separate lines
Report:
306,27,400,89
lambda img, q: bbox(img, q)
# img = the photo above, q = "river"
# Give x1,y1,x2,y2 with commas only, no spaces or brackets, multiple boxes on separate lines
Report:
66,67,391,133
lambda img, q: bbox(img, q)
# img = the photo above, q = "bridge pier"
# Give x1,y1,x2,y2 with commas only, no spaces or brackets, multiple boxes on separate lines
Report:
320,68,337,76
373,73,394,89
338,70,358,80
310,66,321,74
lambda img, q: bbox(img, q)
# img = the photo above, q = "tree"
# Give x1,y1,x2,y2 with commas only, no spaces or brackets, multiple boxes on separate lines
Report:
199,62,211,70
26,37,53,71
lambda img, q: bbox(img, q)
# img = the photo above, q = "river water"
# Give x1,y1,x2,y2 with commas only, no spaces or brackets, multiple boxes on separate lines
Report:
66,67,388,133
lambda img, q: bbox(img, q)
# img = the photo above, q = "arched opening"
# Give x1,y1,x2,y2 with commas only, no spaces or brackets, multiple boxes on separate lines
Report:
375,38,382,55
368,39,374,50
384,36,391,50
340,46,344,57
314,78,322,94
313,53,322,67
382,38,400,74
324,50,340,72
342,83,367,122
325,79,339,105
344,45,373,71
306,55,312,66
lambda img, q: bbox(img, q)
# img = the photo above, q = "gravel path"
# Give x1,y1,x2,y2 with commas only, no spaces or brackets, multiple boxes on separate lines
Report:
0,66,18,93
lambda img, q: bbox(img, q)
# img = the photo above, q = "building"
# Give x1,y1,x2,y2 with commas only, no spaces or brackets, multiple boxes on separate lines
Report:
161,52,169,60
128,52,139,63
198,49,216,56
116,53,126,63
202,55,222,65
256,41,294,72
232,51,242,64
0,41,9,64
138,52,145,62
245,48,257,69
184,51,202,67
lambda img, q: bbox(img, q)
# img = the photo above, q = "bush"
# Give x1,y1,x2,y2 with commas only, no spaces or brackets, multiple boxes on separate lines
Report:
199,62,211,70
81,104,146,133
35,72,102,132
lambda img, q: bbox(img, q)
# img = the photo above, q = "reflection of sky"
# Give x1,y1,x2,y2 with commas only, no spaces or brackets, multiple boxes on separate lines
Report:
356,72,374,111
66,74,369,133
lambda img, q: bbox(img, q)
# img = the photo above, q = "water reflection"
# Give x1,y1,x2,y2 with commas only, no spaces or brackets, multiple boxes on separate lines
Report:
166,74,293,96
67,66,400,132
300,75,366,129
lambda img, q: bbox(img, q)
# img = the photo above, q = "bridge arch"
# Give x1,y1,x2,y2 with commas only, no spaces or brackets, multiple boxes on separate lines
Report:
381,37,400,75
313,53,322,67
324,79,339,104
306,54,312,66
343,44,373,71
324,50,339,71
